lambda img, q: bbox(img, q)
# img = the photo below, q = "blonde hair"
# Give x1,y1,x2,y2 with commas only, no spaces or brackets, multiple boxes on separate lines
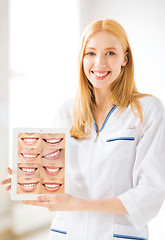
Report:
70,19,148,139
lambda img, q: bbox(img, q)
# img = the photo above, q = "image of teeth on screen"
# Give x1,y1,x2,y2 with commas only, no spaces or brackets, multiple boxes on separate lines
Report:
11,128,69,200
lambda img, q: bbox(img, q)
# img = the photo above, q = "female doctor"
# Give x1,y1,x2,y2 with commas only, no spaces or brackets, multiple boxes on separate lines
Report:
1,19,165,240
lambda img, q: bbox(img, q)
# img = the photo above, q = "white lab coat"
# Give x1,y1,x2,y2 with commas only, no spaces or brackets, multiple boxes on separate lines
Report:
49,96,165,240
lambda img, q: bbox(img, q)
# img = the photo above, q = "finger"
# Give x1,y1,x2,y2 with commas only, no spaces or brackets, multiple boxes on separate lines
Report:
6,185,11,191
48,207,55,212
21,200,38,205
38,195,52,202
21,200,50,208
7,167,12,175
0,178,11,185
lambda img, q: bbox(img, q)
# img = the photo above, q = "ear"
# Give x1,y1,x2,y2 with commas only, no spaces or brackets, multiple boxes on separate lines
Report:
121,52,128,67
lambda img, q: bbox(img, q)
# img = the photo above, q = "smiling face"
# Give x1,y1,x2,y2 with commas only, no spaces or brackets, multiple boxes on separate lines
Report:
41,133,65,148
17,178,40,194
18,133,41,148
40,178,64,194
18,147,41,163
83,31,128,92
41,148,65,164
17,163,40,178
40,163,64,178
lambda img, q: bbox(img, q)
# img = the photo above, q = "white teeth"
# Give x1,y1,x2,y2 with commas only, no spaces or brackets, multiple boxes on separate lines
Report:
93,71,109,77
44,184,60,188
46,150,60,157
23,138,37,143
22,183,36,187
21,168,36,173
45,167,60,172
46,139,61,144
22,153,38,158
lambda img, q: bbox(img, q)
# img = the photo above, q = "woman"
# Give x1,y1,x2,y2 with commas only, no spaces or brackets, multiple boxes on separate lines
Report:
1,19,165,240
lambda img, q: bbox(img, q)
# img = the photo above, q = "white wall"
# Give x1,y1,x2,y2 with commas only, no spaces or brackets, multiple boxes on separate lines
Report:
9,0,80,129
0,0,12,234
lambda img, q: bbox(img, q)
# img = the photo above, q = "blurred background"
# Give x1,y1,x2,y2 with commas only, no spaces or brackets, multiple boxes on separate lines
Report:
0,0,165,239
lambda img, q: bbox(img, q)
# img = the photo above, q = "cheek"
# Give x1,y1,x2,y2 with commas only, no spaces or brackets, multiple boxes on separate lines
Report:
83,58,91,77
114,63,122,72
112,66,122,79
110,58,123,72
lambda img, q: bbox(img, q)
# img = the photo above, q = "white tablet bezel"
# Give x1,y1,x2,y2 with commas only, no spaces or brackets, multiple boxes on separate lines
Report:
11,128,70,200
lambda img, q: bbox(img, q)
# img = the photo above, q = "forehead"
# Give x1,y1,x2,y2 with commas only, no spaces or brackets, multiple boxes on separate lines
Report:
85,31,122,49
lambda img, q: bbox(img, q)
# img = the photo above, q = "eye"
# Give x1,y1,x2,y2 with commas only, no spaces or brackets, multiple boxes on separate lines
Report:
86,52,95,56
106,52,115,56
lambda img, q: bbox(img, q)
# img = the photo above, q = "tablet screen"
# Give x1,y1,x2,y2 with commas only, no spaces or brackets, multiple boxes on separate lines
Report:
11,128,70,200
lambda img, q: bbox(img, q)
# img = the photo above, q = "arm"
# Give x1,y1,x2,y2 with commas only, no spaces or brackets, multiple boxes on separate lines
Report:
117,98,165,229
82,197,128,214
22,194,128,215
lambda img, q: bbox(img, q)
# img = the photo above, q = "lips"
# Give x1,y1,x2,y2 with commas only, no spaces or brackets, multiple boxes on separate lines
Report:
43,138,63,146
18,181,39,192
42,166,62,176
91,70,110,80
21,138,39,145
19,167,38,175
42,149,62,160
42,182,62,192
21,152,40,161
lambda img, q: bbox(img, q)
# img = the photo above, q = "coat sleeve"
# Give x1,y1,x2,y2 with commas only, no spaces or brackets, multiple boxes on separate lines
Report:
117,98,165,230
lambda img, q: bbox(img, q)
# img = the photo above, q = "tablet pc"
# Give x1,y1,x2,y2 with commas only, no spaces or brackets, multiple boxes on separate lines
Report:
11,128,70,200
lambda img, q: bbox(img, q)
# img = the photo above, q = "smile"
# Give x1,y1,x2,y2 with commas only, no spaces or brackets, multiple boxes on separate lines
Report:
42,182,62,192
91,70,110,79
42,149,62,160
43,138,63,146
18,181,39,192
21,138,39,145
43,166,63,176
19,167,38,175
21,153,40,161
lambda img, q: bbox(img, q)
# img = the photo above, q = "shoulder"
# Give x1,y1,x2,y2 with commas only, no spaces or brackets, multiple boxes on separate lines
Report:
139,95,165,118
138,96,165,131
53,99,74,128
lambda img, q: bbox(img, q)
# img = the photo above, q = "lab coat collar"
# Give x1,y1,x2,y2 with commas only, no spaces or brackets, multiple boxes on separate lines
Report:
93,105,118,133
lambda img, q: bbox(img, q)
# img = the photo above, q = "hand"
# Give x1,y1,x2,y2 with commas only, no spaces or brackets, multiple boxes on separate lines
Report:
22,193,84,212
0,167,12,191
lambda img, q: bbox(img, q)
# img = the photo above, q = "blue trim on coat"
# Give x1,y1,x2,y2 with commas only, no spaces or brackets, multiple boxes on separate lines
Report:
94,105,117,133
113,233,147,240
107,137,135,142
50,228,67,234
94,121,97,132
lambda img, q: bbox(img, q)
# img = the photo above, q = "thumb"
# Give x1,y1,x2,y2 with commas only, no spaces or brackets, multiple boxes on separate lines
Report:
38,195,51,202
7,167,12,175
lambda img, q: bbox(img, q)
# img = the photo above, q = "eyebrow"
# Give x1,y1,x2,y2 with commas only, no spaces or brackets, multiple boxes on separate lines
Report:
85,47,117,50
105,47,117,50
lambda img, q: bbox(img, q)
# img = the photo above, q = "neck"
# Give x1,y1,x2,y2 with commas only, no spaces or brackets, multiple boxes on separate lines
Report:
94,87,113,111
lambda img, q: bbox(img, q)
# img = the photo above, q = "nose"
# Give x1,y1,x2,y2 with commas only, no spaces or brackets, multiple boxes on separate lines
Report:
94,53,106,67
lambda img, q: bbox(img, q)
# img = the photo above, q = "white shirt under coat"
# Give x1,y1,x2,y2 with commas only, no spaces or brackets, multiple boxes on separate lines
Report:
49,96,165,240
